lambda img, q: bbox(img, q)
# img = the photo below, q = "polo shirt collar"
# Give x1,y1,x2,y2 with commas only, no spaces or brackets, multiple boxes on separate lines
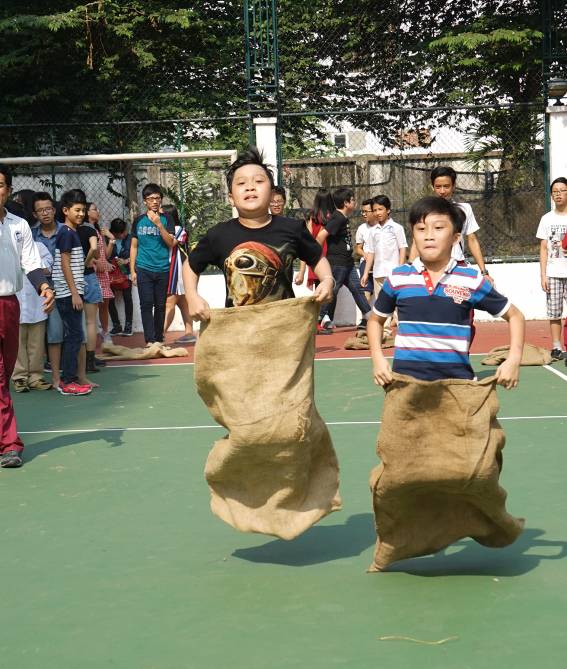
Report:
412,256,458,275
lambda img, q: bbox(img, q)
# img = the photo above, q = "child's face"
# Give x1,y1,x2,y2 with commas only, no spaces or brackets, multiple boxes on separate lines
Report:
229,164,272,217
270,192,285,215
361,204,374,224
372,204,390,224
144,192,162,213
432,176,455,200
63,203,86,228
0,175,12,210
88,203,100,223
412,213,460,265
343,197,356,216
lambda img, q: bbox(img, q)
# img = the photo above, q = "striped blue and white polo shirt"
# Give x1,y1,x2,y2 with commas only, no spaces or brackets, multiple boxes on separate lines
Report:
374,258,510,381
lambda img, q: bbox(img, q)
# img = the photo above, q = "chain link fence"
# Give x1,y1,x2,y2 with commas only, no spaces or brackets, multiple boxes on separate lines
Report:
280,106,545,261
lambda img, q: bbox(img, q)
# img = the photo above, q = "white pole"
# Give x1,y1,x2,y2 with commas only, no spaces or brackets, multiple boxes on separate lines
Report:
548,105,567,181
0,150,238,165
253,117,279,185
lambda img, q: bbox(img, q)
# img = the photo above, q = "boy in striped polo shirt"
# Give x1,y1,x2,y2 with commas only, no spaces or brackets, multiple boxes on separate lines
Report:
368,196,524,386
52,190,92,396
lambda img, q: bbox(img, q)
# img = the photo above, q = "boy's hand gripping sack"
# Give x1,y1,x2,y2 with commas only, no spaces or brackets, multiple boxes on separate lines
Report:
195,297,342,540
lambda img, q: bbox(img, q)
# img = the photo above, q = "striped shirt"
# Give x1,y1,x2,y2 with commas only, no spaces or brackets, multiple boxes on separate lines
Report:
374,258,510,381
53,225,85,299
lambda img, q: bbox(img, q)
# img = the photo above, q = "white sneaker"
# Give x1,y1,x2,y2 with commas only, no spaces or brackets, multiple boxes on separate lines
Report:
102,333,113,345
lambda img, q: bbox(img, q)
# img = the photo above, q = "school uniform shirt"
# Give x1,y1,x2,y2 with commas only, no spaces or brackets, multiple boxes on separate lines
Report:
189,215,322,307
132,213,175,273
32,222,64,262
536,210,567,278
0,210,45,296
324,210,354,268
52,225,85,298
355,222,375,256
366,218,408,278
452,201,480,261
374,257,510,381
16,242,52,324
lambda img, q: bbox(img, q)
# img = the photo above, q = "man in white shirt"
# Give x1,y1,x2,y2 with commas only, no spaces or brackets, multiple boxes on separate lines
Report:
536,177,567,361
355,198,377,304
0,164,54,468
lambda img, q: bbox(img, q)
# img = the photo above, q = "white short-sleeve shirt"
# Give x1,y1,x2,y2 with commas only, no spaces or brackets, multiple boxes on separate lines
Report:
451,202,480,261
367,218,408,277
16,242,53,323
536,210,567,278
355,222,375,258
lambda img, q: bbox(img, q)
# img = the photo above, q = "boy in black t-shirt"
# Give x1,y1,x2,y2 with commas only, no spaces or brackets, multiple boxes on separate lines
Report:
186,148,334,318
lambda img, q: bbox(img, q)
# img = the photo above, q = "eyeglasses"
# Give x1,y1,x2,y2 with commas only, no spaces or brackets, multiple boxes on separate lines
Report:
34,207,55,214
551,190,567,195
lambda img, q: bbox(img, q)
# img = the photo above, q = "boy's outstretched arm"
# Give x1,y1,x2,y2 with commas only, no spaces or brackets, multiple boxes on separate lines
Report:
368,312,393,386
183,261,211,321
312,256,334,303
494,304,525,389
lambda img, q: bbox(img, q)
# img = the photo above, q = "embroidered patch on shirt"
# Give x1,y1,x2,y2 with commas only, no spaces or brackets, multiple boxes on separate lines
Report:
443,283,471,304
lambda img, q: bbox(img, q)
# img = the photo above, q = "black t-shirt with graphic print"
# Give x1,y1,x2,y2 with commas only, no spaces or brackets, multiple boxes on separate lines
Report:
324,210,354,267
188,215,322,307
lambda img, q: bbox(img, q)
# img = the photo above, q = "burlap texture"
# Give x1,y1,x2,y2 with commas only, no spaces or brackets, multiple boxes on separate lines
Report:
481,343,552,366
100,342,189,360
344,331,395,350
369,373,524,571
194,296,342,540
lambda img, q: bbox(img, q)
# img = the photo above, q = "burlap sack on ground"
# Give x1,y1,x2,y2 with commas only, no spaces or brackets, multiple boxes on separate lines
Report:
344,331,395,350
369,373,524,572
481,343,552,366
194,296,342,540
100,342,189,360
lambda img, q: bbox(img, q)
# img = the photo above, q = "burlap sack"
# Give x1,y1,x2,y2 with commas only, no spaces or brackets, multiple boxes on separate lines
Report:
369,373,524,572
194,296,342,540
344,331,395,350
481,343,552,366
100,342,189,360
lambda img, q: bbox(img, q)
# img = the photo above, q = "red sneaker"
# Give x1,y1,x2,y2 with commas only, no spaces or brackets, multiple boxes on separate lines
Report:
57,381,92,396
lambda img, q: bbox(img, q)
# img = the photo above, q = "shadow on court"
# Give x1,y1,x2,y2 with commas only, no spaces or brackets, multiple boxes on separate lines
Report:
24,429,126,463
388,528,567,577
232,513,375,566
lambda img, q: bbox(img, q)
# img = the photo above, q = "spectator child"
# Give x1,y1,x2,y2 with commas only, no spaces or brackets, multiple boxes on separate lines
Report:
356,198,377,303
12,241,54,392
77,215,102,373
108,218,133,336
86,202,115,344
269,186,287,216
130,184,176,345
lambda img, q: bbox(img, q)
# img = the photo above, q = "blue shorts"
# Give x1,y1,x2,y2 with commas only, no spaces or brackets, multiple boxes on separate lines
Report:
83,272,103,304
47,300,87,344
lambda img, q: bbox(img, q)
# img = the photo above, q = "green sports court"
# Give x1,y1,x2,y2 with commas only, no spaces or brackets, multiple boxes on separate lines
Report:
2,354,566,669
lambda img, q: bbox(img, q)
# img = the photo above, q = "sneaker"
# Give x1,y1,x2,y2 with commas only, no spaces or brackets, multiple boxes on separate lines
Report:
110,324,123,335
94,357,107,367
317,323,333,335
57,381,92,396
356,320,367,330
102,333,114,345
175,334,197,344
550,348,565,361
13,380,30,393
0,450,23,468
28,379,52,391
122,324,133,336
43,360,52,372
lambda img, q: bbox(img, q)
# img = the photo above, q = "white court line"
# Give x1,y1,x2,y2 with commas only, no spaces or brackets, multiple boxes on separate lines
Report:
543,364,567,383
19,414,567,435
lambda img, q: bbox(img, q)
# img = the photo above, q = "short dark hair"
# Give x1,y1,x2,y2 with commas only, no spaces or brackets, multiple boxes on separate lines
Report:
361,198,373,208
550,177,567,192
0,164,13,187
60,189,87,211
109,218,127,235
272,185,286,200
372,195,391,210
430,166,457,185
161,203,181,227
409,196,464,233
226,146,274,192
33,192,55,208
332,187,354,209
142,183,163,199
